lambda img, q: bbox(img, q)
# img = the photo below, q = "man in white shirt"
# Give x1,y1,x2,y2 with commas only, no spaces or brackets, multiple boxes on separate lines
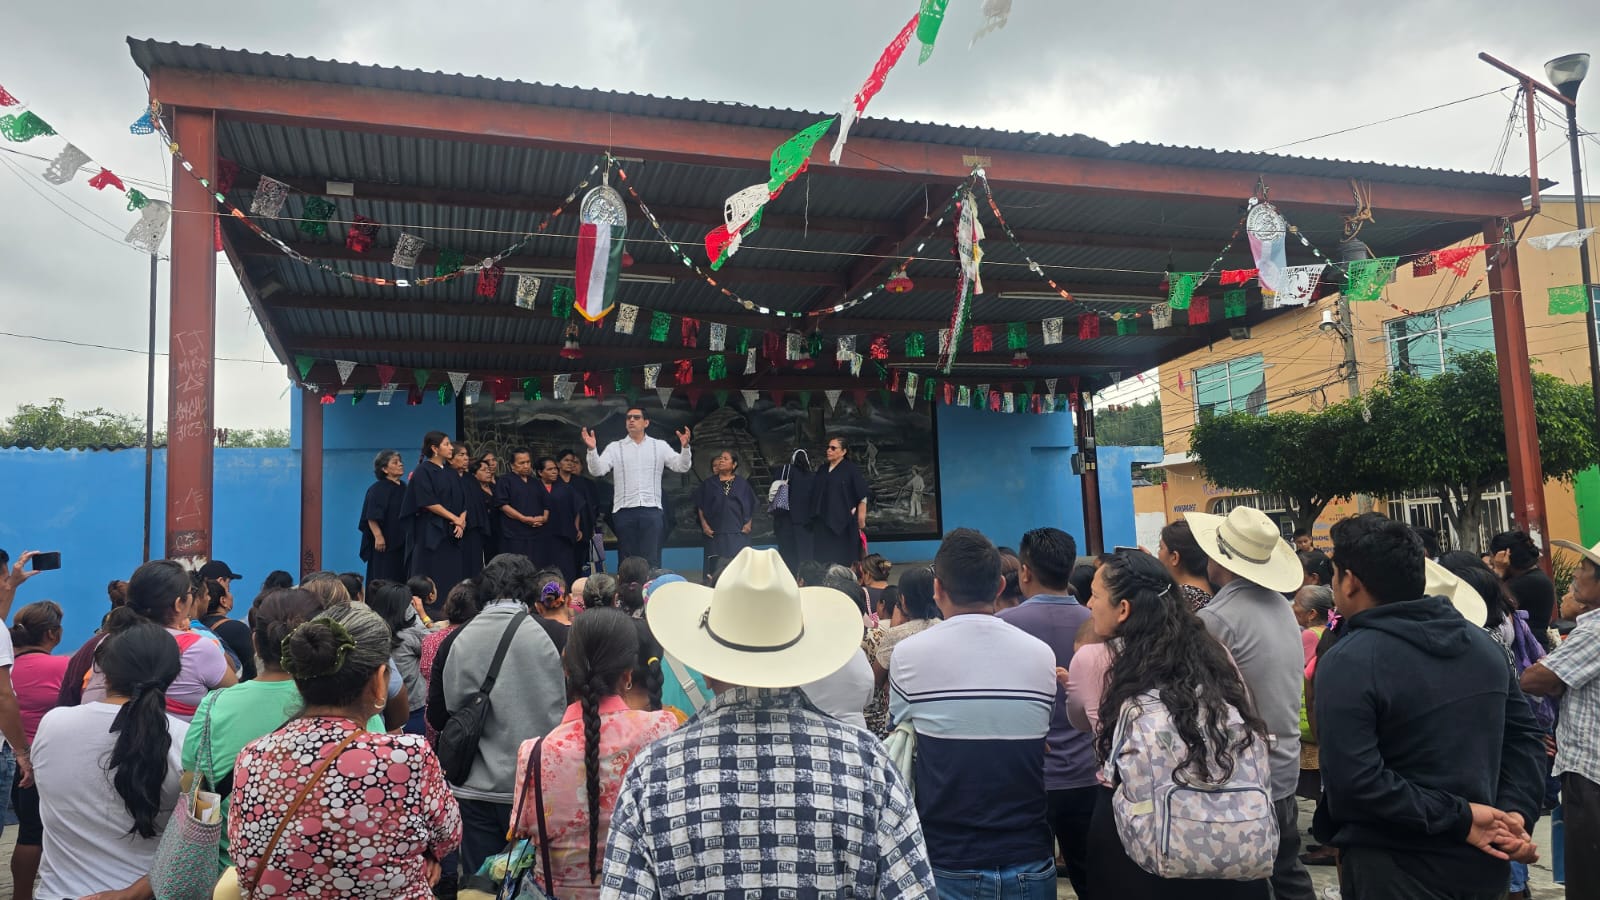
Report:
583,407,692,567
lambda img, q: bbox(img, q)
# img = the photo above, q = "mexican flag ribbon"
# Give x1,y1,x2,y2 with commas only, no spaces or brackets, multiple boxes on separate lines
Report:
574,223,624,322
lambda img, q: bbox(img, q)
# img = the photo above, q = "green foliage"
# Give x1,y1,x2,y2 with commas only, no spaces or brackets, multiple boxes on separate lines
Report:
0,398,157,449
1096,398,1163,447
1189,400,1367,531
221,428,290,448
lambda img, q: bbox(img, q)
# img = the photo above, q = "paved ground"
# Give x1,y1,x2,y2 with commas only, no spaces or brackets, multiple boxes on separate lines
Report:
0,798,1564,897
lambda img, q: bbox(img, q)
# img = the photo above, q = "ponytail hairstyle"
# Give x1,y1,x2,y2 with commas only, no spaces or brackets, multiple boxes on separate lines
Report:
248,589,325,674
1489,530,1541,574
99,622,182,838
10,600,63,648
616,557,651,615
859,553,891,583
204,579,229,617
534,569,568,612
630,619,666,713
281,604,392,709
421,430,449,464
561,608,639,883
126,560,192,627
443,579,481,626
1094,551,1266,783
582,573,619,610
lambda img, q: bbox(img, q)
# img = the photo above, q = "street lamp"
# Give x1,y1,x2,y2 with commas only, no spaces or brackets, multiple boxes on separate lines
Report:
1544,53,1597,433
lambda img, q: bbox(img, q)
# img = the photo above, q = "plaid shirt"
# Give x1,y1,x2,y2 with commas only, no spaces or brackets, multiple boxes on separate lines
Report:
600,686,936,899
1545,608,1600,785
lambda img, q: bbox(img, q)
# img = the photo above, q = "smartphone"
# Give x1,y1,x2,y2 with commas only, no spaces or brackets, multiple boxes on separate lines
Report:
30,552,61,571
1113,545,1142,555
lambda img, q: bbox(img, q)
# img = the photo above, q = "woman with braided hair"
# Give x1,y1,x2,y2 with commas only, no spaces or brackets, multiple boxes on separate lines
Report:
229,604,460,899
33,621,186,899
513,608,678,898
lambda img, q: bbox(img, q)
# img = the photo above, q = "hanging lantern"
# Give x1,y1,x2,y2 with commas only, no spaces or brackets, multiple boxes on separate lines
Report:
886,266,915,293
1011,351,1030,368
559,320,583,360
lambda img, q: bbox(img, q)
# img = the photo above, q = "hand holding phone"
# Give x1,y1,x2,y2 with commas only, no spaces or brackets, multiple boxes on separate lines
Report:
30,552,61,571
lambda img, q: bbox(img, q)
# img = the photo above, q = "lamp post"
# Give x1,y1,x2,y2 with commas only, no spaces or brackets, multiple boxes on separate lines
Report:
1545,53,1597,430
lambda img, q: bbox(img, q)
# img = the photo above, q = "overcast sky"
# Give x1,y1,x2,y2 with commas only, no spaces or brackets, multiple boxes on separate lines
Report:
2,0,1595,429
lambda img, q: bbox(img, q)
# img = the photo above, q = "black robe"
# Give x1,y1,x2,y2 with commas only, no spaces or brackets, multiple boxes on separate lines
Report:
812,458,870,567
359,478,408,584
460,472,491,580
401,460,467,591
494,474,542,561
695,475,757,570
563,475,600,576
530,479,581,583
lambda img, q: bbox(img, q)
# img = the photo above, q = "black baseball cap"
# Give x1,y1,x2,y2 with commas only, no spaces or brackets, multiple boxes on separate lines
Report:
199,560,244,581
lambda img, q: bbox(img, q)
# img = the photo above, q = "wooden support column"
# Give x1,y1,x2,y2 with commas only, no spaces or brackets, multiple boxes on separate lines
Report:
1076,395,1105,555
1485,219,1551,570
165,108,217,563
300,390,324,578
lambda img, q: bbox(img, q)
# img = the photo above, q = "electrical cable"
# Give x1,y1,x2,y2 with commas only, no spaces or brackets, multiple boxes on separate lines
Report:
1258,86,1516,152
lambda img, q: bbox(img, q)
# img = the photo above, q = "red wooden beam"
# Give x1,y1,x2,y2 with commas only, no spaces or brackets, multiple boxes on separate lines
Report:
299,389,324,578
1484,219,1550,571
148,67,1529,217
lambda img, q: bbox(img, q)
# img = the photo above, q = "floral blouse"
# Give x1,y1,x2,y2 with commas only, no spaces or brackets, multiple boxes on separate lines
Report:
514,698,679,900
229,717,461,899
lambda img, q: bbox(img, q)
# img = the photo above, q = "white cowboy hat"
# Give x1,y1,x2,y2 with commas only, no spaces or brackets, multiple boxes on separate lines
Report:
1553,538,1600,569
1184,507,1303,593
645,547,864,688
1422,559,1489,627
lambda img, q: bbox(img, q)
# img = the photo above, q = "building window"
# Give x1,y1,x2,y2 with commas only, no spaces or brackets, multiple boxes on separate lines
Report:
1386,297,1492,378
1209,492,1293,537
1193,354,1267,419
1385,481,1512,552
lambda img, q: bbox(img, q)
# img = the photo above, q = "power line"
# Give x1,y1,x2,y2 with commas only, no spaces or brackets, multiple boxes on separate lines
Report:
0,330,282,367
1259,86,1515,153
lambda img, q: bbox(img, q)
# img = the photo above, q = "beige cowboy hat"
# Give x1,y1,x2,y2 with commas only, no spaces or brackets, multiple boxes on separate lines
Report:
1423,559,1489,627
1553,538,1600,569
646,547,864,688
1184,507,1303,593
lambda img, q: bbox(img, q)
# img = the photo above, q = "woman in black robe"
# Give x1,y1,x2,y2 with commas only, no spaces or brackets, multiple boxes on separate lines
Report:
401,431,467,591
557,449,600,577
494,449,542,562
459,449,498,579
359,449,408,585
772,449,815,572
529,456,581,582
812,436,871,568
695,449,758,576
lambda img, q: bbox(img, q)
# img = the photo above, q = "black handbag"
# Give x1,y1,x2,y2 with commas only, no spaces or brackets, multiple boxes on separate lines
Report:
434,610,528,785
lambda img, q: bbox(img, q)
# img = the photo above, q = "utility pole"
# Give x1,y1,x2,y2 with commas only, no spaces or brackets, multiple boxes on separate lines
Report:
1544,55,1598,432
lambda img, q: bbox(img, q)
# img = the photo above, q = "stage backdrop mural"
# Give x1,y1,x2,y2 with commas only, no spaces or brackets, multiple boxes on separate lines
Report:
462,394,940,548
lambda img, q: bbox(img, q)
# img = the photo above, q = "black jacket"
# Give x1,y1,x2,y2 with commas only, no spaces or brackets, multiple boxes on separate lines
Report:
1314,595,1545,887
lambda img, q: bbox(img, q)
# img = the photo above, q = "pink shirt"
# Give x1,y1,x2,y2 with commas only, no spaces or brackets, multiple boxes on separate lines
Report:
1065,641,1112,738
11,653,69,743
514,697,679,900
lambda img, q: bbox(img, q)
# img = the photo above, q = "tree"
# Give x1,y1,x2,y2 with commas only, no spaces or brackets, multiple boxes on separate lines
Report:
1095,398,1163,447
0,399,157,449
1357,350,1598,553
220,428,290,448
1189,400,1367,533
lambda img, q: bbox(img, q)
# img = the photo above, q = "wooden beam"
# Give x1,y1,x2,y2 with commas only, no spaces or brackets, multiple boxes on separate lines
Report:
148,67,1529,217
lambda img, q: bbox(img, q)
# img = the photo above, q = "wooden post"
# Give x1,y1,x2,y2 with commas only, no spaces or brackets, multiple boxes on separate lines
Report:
1485,219,1552,571
300,390,325,579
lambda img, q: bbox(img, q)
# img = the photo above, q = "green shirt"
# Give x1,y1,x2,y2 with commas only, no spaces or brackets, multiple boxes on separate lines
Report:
181,679,383,866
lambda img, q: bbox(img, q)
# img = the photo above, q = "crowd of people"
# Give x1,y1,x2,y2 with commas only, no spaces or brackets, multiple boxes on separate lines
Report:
0,425,1595,899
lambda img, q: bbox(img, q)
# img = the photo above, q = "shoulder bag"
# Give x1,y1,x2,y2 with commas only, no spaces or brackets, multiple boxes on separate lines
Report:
436,610,530,784
151,691,226,900
767,464,791,512
459,736,557,900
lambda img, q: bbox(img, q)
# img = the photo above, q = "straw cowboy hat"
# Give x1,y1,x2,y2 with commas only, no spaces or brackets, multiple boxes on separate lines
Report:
1423,559,1489,627
1553,538,1600,569
646,547,864,688
1185,507,1304,593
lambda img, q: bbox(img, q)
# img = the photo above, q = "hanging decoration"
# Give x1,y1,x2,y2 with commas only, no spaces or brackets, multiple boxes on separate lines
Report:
376,364,396,387
1343,256,1399,302
1548,285,1589,315
514,275,542,310
970,0,1013,45
334,360,357,385
129,108,154,134
391,233,425,269
560,320,584,359
0,85,18,107
1041,317,1064,345
1219,268,1257,286
574,179,627,321
1006,322,1028,350
707,354,727,380
521,377,540,401
681,318,701,348
957,385,973,406
1528,228,1595,251
299,197,337,236
346,215,379,253
377,383,398,406
886,266,915,293
0,111,54,142
708,322,727,351
1246,201,1289,296
249,176,290,218
1116,313,1137,336
1434,244,1488,277
905,332,926,358
1412,252,1437,277
492,378,513,403
552,373,574,401
785,331,804,362
971,325,994,352
707,118,835,270
413,368,431,389
1167,272,1201,310
475,263,504,298
649,311,672,342
1188,297,1211,325
643,364,661,389
437,383,454,406
447,372,469,396
905,372,920,402
462,380,483,405
42,144,90,185
831,11,919,164
740,389,758,408
745,348,758,375
125,199,171,253
87,168,124,191
823,389,841,410
916,0,951,62
126,189,148,210
669,359,691,386
1151,304,1173,329
1274,264,1326,307
869,335,891,360
615,303,639,335
1077,314,1101,340
1223,289,1247,319
295,356,316,381
957,187,986,295
836,334,857,363
434,248,464,277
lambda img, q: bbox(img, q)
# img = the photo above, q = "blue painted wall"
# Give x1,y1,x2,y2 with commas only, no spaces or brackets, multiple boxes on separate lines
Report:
2,399,1154,650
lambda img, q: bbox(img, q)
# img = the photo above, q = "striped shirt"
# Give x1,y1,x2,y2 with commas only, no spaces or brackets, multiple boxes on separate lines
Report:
889,613,1056,870
587,436,692,511
1544,608,1600,785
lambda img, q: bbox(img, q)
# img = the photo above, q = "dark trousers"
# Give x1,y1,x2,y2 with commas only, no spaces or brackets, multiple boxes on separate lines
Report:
457,797,512,879
1271,795,1317,900
1565,771,1600,899
1047,786,1098,897
613,506,664,568
1339,845,1507,900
